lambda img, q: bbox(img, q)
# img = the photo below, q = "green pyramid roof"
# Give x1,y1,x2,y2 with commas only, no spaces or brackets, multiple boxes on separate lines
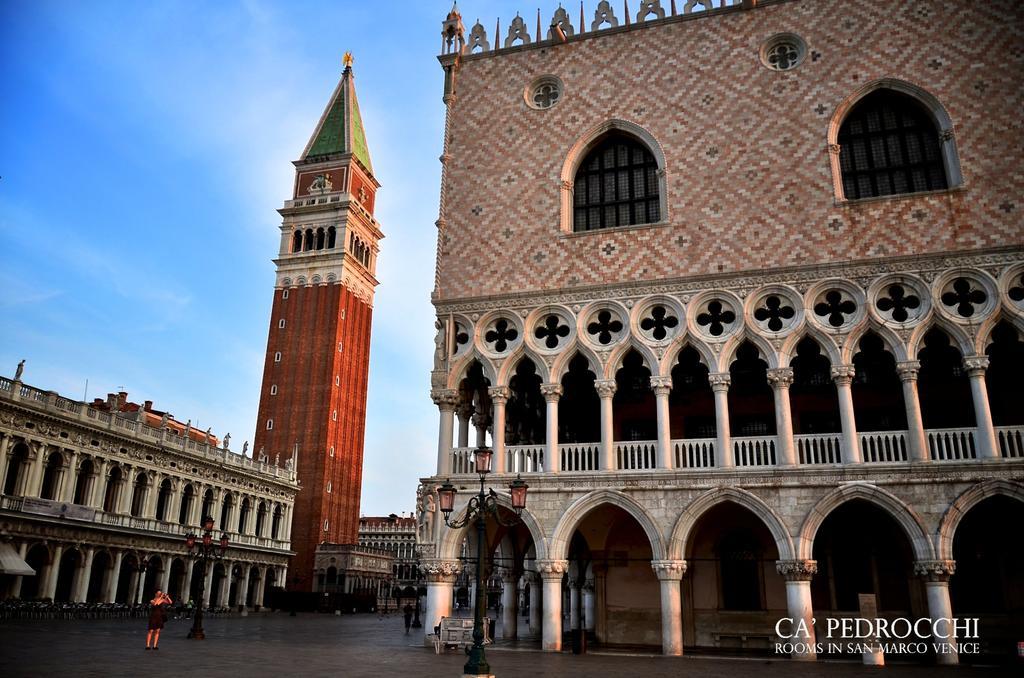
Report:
304,66,373,175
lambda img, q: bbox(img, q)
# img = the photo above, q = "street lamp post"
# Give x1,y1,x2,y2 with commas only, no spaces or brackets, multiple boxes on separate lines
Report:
184,515,229,640
437,446,529,678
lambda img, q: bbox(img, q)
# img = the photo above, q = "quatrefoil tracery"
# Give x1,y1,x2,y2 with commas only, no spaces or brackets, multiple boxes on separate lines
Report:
1009,274,1024,303
587,310,624,345
814,290,857,328
640,305,679,341
753,295,795,332
696,300,736,337
876,284,921,323
940,277,987,318
534,315,570,349
484,319,519,353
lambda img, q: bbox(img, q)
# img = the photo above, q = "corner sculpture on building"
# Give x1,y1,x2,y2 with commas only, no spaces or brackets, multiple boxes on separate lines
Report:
418,0,1024,664
252,52,384,593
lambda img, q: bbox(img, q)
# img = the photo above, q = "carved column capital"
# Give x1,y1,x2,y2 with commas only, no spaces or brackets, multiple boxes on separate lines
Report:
962,355,990,376
520,570,538,584
594,379,617,399
540,383,564,402
649,376,673,396
707,373,731,392
419,558,461,583
827,143,841,155
651,559,687,581
914,559,956,582
776,559,818,581
766,367,794,388
536,559,569,579
896,360,921,382
430,389,459,411
830,364,856,385
487,386,510,405
559,179,573,191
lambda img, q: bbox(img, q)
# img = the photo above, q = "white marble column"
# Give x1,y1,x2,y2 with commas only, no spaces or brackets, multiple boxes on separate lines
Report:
202,563,214,607
583,583,595,631
457,404,472,448
255,565,267,607
0,434,12,493
897,361,929,462
166,482,181,524
73,547,95,602
963,356,998,459
708,374,732,467
831,365,861,463
489,386,509,474
767,368,796,466
182,559,194,602
540,383,562,473
650,376,674,469
116,466,133,514
25,444,47,497
89,460,109,509
431,389,458,476
105,551,123,603
595,380,617,471
916,560,958,665
777,560,818,661
525,572,541,635
59,452,78,503
43,543,63,600
500,570,518,639
422,560,459,643
538,560,567,652
159,558,172,595
569,583,579,630
219,563,232,607
9,542,28,598
652,560,686,656
144,474,161,519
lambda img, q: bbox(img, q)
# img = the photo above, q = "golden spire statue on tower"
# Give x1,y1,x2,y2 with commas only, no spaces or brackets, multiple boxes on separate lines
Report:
343,51,353,69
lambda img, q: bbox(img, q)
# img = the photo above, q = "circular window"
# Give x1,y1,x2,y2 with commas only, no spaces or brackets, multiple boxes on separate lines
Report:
760,33,807,72
525,76,563,110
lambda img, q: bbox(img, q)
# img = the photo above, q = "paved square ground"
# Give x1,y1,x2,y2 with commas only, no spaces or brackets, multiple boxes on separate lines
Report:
0,613,1017,678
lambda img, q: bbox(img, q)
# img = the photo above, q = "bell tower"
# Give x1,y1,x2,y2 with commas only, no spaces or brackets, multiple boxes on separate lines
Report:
253,53,382,592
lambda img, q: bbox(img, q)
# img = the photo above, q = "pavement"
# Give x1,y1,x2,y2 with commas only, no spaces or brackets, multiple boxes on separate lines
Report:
0,613,1018,678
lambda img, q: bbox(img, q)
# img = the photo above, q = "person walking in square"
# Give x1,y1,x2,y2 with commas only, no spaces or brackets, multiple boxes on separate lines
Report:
146,590,172,650
403,604,413,634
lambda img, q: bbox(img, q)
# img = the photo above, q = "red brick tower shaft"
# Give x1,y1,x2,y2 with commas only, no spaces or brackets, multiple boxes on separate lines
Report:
253,56,382,592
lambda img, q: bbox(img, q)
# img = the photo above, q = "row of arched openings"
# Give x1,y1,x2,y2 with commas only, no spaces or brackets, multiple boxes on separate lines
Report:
457,321,1023,447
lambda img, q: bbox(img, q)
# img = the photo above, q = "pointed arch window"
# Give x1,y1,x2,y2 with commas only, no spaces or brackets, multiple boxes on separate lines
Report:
573,133,660,232
837,89,948,200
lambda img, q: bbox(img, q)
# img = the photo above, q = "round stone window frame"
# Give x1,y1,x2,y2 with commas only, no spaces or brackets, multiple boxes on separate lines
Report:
524,75,564,111
759,33,808,72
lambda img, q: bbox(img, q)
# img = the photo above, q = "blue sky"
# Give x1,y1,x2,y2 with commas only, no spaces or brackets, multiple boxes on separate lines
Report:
0,0,539,516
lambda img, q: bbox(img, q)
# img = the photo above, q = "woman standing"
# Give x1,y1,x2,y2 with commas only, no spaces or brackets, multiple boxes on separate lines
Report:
146,590,172,650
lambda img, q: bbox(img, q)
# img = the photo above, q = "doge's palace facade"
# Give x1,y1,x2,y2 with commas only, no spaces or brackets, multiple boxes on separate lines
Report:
416,0,1024,664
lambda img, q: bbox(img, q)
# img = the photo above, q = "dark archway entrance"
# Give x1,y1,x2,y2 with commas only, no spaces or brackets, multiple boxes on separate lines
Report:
683,502,783,651
950,495,1024,659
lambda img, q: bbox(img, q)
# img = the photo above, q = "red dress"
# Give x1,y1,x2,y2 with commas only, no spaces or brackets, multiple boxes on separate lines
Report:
147,603,166,630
